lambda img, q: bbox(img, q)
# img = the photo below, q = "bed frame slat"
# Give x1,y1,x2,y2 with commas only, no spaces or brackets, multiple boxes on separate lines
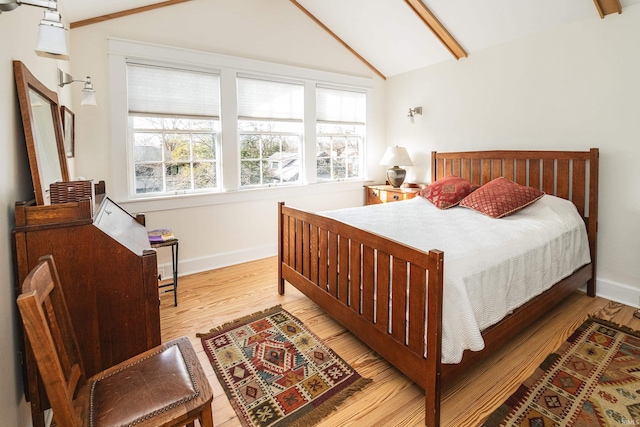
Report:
557,159,570,199
328,232,338,297
515,159,526,185
282,214,290,266
362,246,375,321
376,252,391,332
302,221,310,278
504,159,514,181
288,217,295,266
543,159,554,194
491,159,501,180
471,158,481,184
295,219,303,274
349,243,361,312
319,229,328,289
436,158,445,180
391,258,408,343
529,159,541,189
310,225,319,285
481,159,491,184
338,236,350,305
462,159,471,181
573,160,586,217
408,266,427,355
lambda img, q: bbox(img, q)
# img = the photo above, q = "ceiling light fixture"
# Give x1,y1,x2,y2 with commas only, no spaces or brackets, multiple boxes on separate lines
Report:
0,0,69,60
58,69,97,106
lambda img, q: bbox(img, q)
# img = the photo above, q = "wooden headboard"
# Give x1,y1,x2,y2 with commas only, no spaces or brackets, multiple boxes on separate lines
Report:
431,149,599,296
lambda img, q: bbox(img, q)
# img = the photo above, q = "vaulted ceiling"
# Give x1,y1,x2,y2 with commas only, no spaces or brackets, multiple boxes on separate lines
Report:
62,0,639,79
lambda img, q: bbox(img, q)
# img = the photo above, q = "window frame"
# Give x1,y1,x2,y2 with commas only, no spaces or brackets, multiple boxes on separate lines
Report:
315,85,367,183
237,75,305,188
108,38,373,211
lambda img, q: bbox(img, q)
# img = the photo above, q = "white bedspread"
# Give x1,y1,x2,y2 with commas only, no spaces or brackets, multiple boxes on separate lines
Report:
321,195,590,364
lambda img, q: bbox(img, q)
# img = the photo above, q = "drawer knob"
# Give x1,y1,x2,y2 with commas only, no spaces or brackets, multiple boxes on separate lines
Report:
393,195,399,200
372,191,378,196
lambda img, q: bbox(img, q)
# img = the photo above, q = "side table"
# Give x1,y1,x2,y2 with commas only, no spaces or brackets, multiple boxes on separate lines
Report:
148,229,179,306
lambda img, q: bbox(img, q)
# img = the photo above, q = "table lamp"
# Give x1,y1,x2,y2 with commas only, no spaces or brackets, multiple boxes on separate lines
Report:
379,146,413,188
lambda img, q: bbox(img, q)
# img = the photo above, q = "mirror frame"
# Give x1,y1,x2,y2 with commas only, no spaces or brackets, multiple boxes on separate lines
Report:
14,60,69,205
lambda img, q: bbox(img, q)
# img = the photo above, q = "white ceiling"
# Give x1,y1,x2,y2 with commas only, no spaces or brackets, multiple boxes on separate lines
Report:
61,0,640,77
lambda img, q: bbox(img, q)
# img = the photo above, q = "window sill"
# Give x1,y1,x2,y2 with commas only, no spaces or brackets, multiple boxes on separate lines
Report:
117,180,372,213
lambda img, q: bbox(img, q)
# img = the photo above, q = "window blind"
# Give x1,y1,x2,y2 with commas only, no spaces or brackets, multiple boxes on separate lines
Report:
127,63,220,118
237,75,304,121
316,86,366,124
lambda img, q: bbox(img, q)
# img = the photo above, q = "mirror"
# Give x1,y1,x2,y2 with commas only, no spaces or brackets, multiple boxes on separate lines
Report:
14,60,69,205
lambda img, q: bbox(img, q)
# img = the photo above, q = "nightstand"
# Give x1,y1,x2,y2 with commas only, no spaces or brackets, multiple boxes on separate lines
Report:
364,184,423,205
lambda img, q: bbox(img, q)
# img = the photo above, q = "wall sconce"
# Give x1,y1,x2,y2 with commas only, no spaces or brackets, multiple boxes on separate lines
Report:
0,0,69,60
407,106,423,118
58,69,97,106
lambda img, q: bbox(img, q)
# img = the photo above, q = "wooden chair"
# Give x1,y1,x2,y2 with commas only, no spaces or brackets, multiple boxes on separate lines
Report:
16,255,214,427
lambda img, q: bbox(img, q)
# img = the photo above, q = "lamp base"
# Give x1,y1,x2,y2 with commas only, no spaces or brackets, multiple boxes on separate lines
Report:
386,166,406,188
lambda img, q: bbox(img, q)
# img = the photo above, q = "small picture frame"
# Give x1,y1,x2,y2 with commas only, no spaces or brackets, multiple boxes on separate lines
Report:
60,105,75,158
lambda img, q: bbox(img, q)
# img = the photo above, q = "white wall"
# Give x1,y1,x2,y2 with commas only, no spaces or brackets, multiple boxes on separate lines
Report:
386,6,640,305
0,5,74,426
68,0,386,274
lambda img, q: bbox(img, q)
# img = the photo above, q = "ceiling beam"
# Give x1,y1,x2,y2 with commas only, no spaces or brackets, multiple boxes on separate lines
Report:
70,0,191,29
404,0,467,60
593,0,622,19
289,0,386,80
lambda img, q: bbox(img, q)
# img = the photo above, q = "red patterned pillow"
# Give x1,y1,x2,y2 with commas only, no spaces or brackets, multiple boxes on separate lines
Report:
418,175,479,209
459,177,544,218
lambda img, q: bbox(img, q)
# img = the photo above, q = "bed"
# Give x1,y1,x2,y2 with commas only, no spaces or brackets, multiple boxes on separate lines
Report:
277,149,599,426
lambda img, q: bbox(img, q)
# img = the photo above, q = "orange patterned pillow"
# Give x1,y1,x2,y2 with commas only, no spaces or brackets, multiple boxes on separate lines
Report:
418,175,479,209
459,177,544,218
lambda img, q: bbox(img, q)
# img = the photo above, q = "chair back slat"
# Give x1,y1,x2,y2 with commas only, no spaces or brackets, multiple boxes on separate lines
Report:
17,255,85,427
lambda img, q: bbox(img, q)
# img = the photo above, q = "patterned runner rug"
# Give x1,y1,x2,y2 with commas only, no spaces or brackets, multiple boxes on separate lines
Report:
199,306,371,427
484,317,640,426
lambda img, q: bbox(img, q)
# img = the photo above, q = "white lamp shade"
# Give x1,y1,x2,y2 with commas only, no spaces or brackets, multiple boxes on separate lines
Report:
35,24,69,60
379,146,413,166
81,90,97,106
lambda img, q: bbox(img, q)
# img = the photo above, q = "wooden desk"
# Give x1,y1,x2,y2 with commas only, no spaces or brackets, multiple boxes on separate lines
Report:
13,190,160,427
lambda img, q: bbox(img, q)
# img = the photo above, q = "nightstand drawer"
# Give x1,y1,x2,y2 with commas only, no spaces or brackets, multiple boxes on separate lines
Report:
365,185,421,205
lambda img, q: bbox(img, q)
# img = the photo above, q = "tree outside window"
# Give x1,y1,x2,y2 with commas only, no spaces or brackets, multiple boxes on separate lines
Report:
132,116,218,194
239,120,301,187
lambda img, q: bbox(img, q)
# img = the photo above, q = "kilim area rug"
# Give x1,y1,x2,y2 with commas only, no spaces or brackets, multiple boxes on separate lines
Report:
199,306,371,427
484,317,640,426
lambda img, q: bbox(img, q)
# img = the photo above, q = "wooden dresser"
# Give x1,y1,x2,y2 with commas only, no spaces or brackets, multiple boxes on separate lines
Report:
13,188,160,426
364,184,423,205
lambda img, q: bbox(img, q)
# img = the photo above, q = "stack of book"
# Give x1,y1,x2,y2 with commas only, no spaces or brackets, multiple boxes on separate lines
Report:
147,228,176,244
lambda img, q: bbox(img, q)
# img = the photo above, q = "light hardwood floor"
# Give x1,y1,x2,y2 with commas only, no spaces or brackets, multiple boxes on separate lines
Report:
159,257,638,426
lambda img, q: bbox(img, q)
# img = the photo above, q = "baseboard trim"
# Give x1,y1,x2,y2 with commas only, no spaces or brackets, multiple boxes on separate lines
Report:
595,277,639,308
157,244,277,278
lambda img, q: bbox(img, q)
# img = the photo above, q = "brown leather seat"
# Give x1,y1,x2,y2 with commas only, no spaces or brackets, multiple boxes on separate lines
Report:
17,255,214,427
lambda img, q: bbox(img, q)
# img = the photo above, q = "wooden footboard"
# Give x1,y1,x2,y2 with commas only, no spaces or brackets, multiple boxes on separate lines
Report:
278,202,444,426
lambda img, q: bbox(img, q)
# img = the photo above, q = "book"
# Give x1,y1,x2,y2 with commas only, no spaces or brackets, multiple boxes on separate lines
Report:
147,228,176,243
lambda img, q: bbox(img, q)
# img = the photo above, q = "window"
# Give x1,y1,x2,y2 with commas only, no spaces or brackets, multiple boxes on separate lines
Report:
237,75,303,187
127,63,220,195
316,86,366,182
112,39,373,203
